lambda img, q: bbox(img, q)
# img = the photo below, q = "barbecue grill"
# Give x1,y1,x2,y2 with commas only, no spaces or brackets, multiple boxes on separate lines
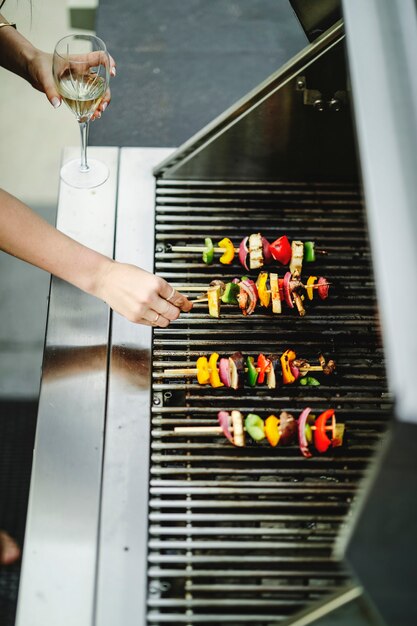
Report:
16,2,417,626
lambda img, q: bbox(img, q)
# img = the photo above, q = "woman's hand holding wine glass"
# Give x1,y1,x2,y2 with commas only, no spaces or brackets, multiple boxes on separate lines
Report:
53,35,115,188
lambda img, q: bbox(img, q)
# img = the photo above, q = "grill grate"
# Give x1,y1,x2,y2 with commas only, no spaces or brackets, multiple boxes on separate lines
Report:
148,180,392,625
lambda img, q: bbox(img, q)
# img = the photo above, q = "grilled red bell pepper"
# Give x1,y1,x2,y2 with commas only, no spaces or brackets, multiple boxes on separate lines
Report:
314,409,335,453
317,277,329,300
269,235,292,265
257,353,271,385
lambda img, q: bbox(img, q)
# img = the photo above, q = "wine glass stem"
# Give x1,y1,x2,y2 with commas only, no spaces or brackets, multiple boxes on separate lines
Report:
78,121,90,172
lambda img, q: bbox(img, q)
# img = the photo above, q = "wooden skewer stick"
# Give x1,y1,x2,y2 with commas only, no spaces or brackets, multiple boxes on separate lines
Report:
172,286,211,292
299,365,323,373
170,245,239,253
170,245,328,256
176,282,332,297
300,282,332,289
164,364,324,377
174,282,332,292
174,423,334,435
175,425,224,434
163,368,199,377
190,296,209,303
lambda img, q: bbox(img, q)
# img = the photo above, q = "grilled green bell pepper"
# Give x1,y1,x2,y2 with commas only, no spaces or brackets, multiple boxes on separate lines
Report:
246,356,258,387
300,376,321,386
221,282,240,304
202,237,214,264
304,241,316,263
245,413,265,441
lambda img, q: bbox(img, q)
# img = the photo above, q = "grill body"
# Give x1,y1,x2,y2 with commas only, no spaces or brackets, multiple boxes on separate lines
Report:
147,179,391,625
146,23,392,622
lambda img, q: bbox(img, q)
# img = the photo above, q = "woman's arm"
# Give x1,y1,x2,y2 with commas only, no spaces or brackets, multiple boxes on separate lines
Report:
0,189,192,326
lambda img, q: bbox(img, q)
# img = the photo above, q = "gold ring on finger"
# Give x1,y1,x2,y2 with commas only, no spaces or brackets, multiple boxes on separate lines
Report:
166,287,176,302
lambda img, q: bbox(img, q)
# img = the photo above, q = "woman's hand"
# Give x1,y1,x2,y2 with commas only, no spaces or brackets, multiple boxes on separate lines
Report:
95,261,193,327
0,190,190,329
0,22,115,117
26,48,116,118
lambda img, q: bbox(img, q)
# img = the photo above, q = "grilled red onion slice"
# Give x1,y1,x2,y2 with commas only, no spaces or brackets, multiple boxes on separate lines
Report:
219,357,231,387
289,361,300,380
238,279,259,315
218,411,234,444
238,237,250,270
262,236,272,265
283,272,294,308
298,407,313,458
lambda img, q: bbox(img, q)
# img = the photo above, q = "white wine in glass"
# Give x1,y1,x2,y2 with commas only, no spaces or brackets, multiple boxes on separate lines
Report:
53,34,110,189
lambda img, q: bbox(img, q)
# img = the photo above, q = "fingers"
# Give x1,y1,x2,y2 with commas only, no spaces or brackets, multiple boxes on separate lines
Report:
94,87,111,119
0,531,21,566
160,284,193,313
97,261,191,329
41,71,61,109
49,93,62,109
109,55,116,77
145,283,193,328
146,310,170,328
91,83,111,120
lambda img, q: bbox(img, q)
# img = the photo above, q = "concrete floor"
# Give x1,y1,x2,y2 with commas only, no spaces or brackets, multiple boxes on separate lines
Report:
0,0,93,398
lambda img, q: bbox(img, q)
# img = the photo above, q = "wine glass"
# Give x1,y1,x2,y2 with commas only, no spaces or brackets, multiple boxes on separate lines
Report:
53,34,110,189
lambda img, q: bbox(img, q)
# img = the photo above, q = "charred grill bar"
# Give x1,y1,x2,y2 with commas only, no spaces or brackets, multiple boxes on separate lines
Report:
146,179,391,624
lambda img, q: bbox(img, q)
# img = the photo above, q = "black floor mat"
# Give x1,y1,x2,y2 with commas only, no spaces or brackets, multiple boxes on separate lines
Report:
0,401,38,626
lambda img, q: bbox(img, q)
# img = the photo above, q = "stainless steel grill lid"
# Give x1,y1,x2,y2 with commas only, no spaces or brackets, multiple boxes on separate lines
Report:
154,22,358,183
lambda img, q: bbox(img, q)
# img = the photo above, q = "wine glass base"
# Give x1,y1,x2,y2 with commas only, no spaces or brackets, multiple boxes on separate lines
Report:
60,158,109,189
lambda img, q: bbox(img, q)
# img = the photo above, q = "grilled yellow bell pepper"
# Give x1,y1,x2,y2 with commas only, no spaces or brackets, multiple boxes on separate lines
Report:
218,237,235,264
281,349,297,385
306,275,317,301
208,352,224,388
256,271,271,308
196,356,210,385
265,415,281,447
